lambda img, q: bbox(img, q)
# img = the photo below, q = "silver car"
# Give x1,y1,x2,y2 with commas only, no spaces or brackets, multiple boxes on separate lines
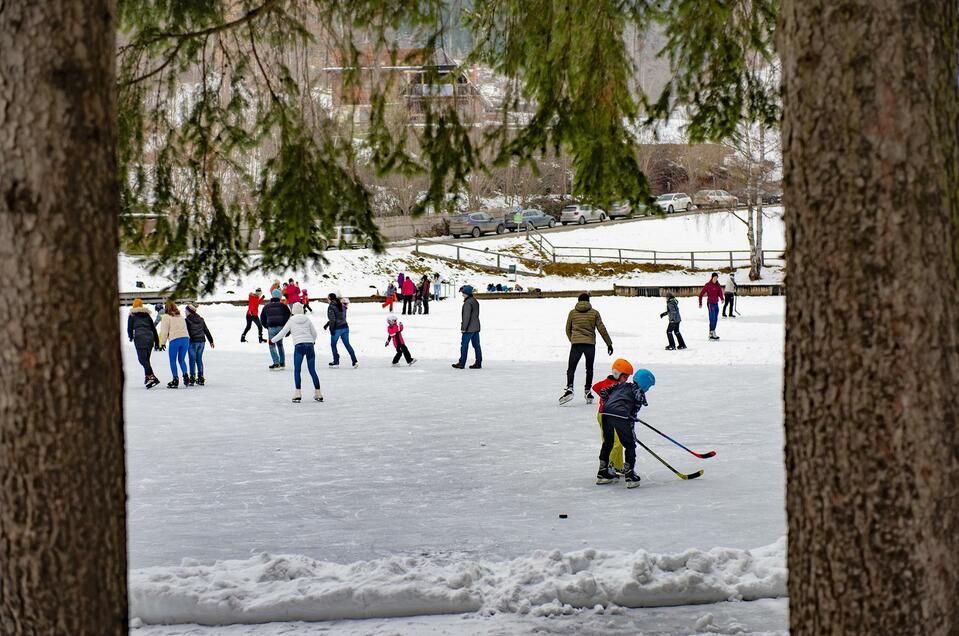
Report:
654,193,693,213
560,204,607,225
449,212,506,238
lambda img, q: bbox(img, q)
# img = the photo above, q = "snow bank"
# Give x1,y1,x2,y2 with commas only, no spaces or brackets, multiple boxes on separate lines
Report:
130,538,786,625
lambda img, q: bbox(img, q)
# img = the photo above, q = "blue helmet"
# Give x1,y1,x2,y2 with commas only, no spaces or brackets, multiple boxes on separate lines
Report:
462,285,474,295
633,369,655,392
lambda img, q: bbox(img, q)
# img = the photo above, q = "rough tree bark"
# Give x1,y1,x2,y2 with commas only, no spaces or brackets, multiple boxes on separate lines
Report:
0,1,127,634
780,1,959,634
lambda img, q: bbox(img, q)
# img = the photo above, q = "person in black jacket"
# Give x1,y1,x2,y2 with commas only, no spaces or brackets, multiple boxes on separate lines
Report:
260,289,292,369
324,293,358,367
597,369,656,488
185,304,215,386
127,298,161,388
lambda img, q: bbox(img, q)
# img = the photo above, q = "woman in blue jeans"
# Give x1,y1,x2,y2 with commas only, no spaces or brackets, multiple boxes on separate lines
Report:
272,303,323,402
324,293,358,368
158,301,190,388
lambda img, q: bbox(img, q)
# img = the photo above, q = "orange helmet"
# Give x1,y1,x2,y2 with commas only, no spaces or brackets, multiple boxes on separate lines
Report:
612,358,634,377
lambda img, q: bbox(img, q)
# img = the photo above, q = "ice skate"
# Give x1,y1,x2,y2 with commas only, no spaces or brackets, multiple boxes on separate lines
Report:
292,389,302,403
408,358,417,366
665,345,676,350
585,391,594,405
596,460,618,485
469,362,482,369
145,375,160,389
314,389,324,402
166,377,179,389
623,464,641,489
709,331,720,340
197,375,205,386
559,387,574,405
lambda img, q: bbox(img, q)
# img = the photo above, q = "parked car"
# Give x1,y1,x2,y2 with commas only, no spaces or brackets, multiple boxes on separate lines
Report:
761,190,783,204
560,204,607,225
326,225,373,249
505,208,556,231
449,211,506,238
693,190,739,208
608,201,632,219
653,193,693,213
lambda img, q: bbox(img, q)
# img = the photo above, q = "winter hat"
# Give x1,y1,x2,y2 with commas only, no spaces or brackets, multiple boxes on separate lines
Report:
132,298,143,309
154,303,163,312
291,302,304,315
578,292,590,302
462,285,474,296
666,291,675,299
272,289,282,299
255,287,262,293
186,303,198,313
387,314,398,324
341,297,350,305
633,369,656,392
612,358,634,377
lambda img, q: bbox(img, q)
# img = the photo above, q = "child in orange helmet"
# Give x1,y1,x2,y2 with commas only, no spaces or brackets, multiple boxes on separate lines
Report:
590,358,634,476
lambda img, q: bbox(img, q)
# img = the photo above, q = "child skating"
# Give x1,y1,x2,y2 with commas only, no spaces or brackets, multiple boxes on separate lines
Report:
385,315,416,366
381,282,397,312
591,359,634,474
596,368,656,488
659,292,687,350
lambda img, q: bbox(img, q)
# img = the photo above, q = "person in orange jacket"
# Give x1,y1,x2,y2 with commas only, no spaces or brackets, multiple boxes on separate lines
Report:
591,358,634,473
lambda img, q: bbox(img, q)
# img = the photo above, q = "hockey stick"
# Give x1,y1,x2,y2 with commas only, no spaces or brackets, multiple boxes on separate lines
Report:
636,418,716,458
634,435,704,480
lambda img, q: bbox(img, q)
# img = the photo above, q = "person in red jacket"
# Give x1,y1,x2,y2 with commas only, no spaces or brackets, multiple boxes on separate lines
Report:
401,276,416,315
301,288,312,313
283,278,301,305
385,314,416,366
241,287,266,343
698,272,724,340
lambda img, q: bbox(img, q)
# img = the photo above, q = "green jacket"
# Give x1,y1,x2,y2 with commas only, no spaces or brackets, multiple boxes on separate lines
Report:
565,301,612,347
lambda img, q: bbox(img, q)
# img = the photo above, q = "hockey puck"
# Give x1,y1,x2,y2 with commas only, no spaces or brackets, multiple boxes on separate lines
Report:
558,514,568,519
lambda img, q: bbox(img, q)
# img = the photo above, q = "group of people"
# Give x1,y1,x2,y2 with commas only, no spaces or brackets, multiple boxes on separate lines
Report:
381,272,442,315
127,299,215,389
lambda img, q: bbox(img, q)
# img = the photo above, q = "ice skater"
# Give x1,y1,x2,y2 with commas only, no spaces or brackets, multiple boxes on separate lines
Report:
659,292,687,350
381,281,397,312
723,271,738,317
385,315,416,366
452,285,482,369
241,287,266,343
260,289,292,369
301,288,313,312
561,292,613,405
127,298,160,389
698,272,724,340
271,303,323,403
324,293,358,368
596,368,656,488
590,359,634,473
158,300,190,388
185,304,214,386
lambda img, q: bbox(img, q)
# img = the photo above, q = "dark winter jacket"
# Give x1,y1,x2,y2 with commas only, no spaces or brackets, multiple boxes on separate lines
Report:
660,297,681,323
461,295,481,332
325,300,349,331
127,307,160,349
599,381,648,421
186,312,214,344
565,301,612,347
260,298,292,328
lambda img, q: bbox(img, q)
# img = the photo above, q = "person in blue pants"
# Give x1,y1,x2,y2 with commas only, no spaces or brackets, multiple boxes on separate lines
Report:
272,303,323,402
158,301,190,388
698,272,725,341
324,293,358,368
185,304,215,385
452,285,482,369
260,289,292,369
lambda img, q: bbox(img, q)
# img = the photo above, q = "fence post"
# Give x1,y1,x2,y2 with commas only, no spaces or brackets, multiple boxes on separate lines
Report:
618,249,622,264
729,251,734,268
690,252,695,269
588,248,592,264
415,237,419,253
456,246,460,262
497,254,501,270
653,251,657,265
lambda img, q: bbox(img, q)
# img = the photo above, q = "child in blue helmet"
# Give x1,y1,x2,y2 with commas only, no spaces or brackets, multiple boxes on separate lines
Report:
596,368,656,488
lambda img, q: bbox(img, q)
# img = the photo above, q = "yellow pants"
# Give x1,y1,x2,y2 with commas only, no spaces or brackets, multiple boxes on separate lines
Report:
598,413,624,470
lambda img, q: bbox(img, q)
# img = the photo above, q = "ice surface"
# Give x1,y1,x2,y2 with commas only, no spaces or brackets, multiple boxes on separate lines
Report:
124,296,786,629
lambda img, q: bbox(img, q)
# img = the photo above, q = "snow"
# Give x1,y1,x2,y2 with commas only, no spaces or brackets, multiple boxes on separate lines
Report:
124,295,787,630
119,209,785,301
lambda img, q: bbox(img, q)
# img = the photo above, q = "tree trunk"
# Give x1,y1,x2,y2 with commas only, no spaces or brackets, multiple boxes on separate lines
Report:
0,1,127,634
780,2,959,634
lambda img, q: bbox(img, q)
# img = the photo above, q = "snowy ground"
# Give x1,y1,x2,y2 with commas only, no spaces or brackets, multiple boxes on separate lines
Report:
120,209,785,300
125,295,787,633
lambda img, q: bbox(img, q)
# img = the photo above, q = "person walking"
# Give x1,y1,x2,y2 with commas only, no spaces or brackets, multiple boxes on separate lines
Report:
385,315,416,366
127,298,161,389
722,271,738,317
260,289,292,369
381,281,397,312
301,288,313,312
452,285,482,369
419,275,431,314
158,300,190,388
271,303,323,403
660,292,687,350
241,287,266,343
401,276,416,315
185,304,215,386
432,272,442,301
560,292,613,405
698,272,725,340
324,293,358,368
153,302,165,327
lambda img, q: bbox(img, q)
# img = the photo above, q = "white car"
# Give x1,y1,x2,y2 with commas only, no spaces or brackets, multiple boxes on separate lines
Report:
560,204,607,225
653,193,693,213
693,189,739,208
608,201,632,219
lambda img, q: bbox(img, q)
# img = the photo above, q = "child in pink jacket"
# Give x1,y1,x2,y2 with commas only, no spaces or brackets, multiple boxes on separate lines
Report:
385,315,416,366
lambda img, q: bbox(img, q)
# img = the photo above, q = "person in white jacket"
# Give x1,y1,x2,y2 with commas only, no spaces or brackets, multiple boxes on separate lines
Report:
158,301,190,389
270,302,323,403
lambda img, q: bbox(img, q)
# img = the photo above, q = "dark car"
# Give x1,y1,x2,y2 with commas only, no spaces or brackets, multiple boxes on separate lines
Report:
449,211,506,238
505,208,556,231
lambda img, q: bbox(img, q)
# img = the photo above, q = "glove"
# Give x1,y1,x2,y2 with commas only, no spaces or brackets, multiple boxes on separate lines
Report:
659,312,667,318
607,345,613,356
210,343,215,349
323,324,329,331
159,345,166,351
385,339,390,347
